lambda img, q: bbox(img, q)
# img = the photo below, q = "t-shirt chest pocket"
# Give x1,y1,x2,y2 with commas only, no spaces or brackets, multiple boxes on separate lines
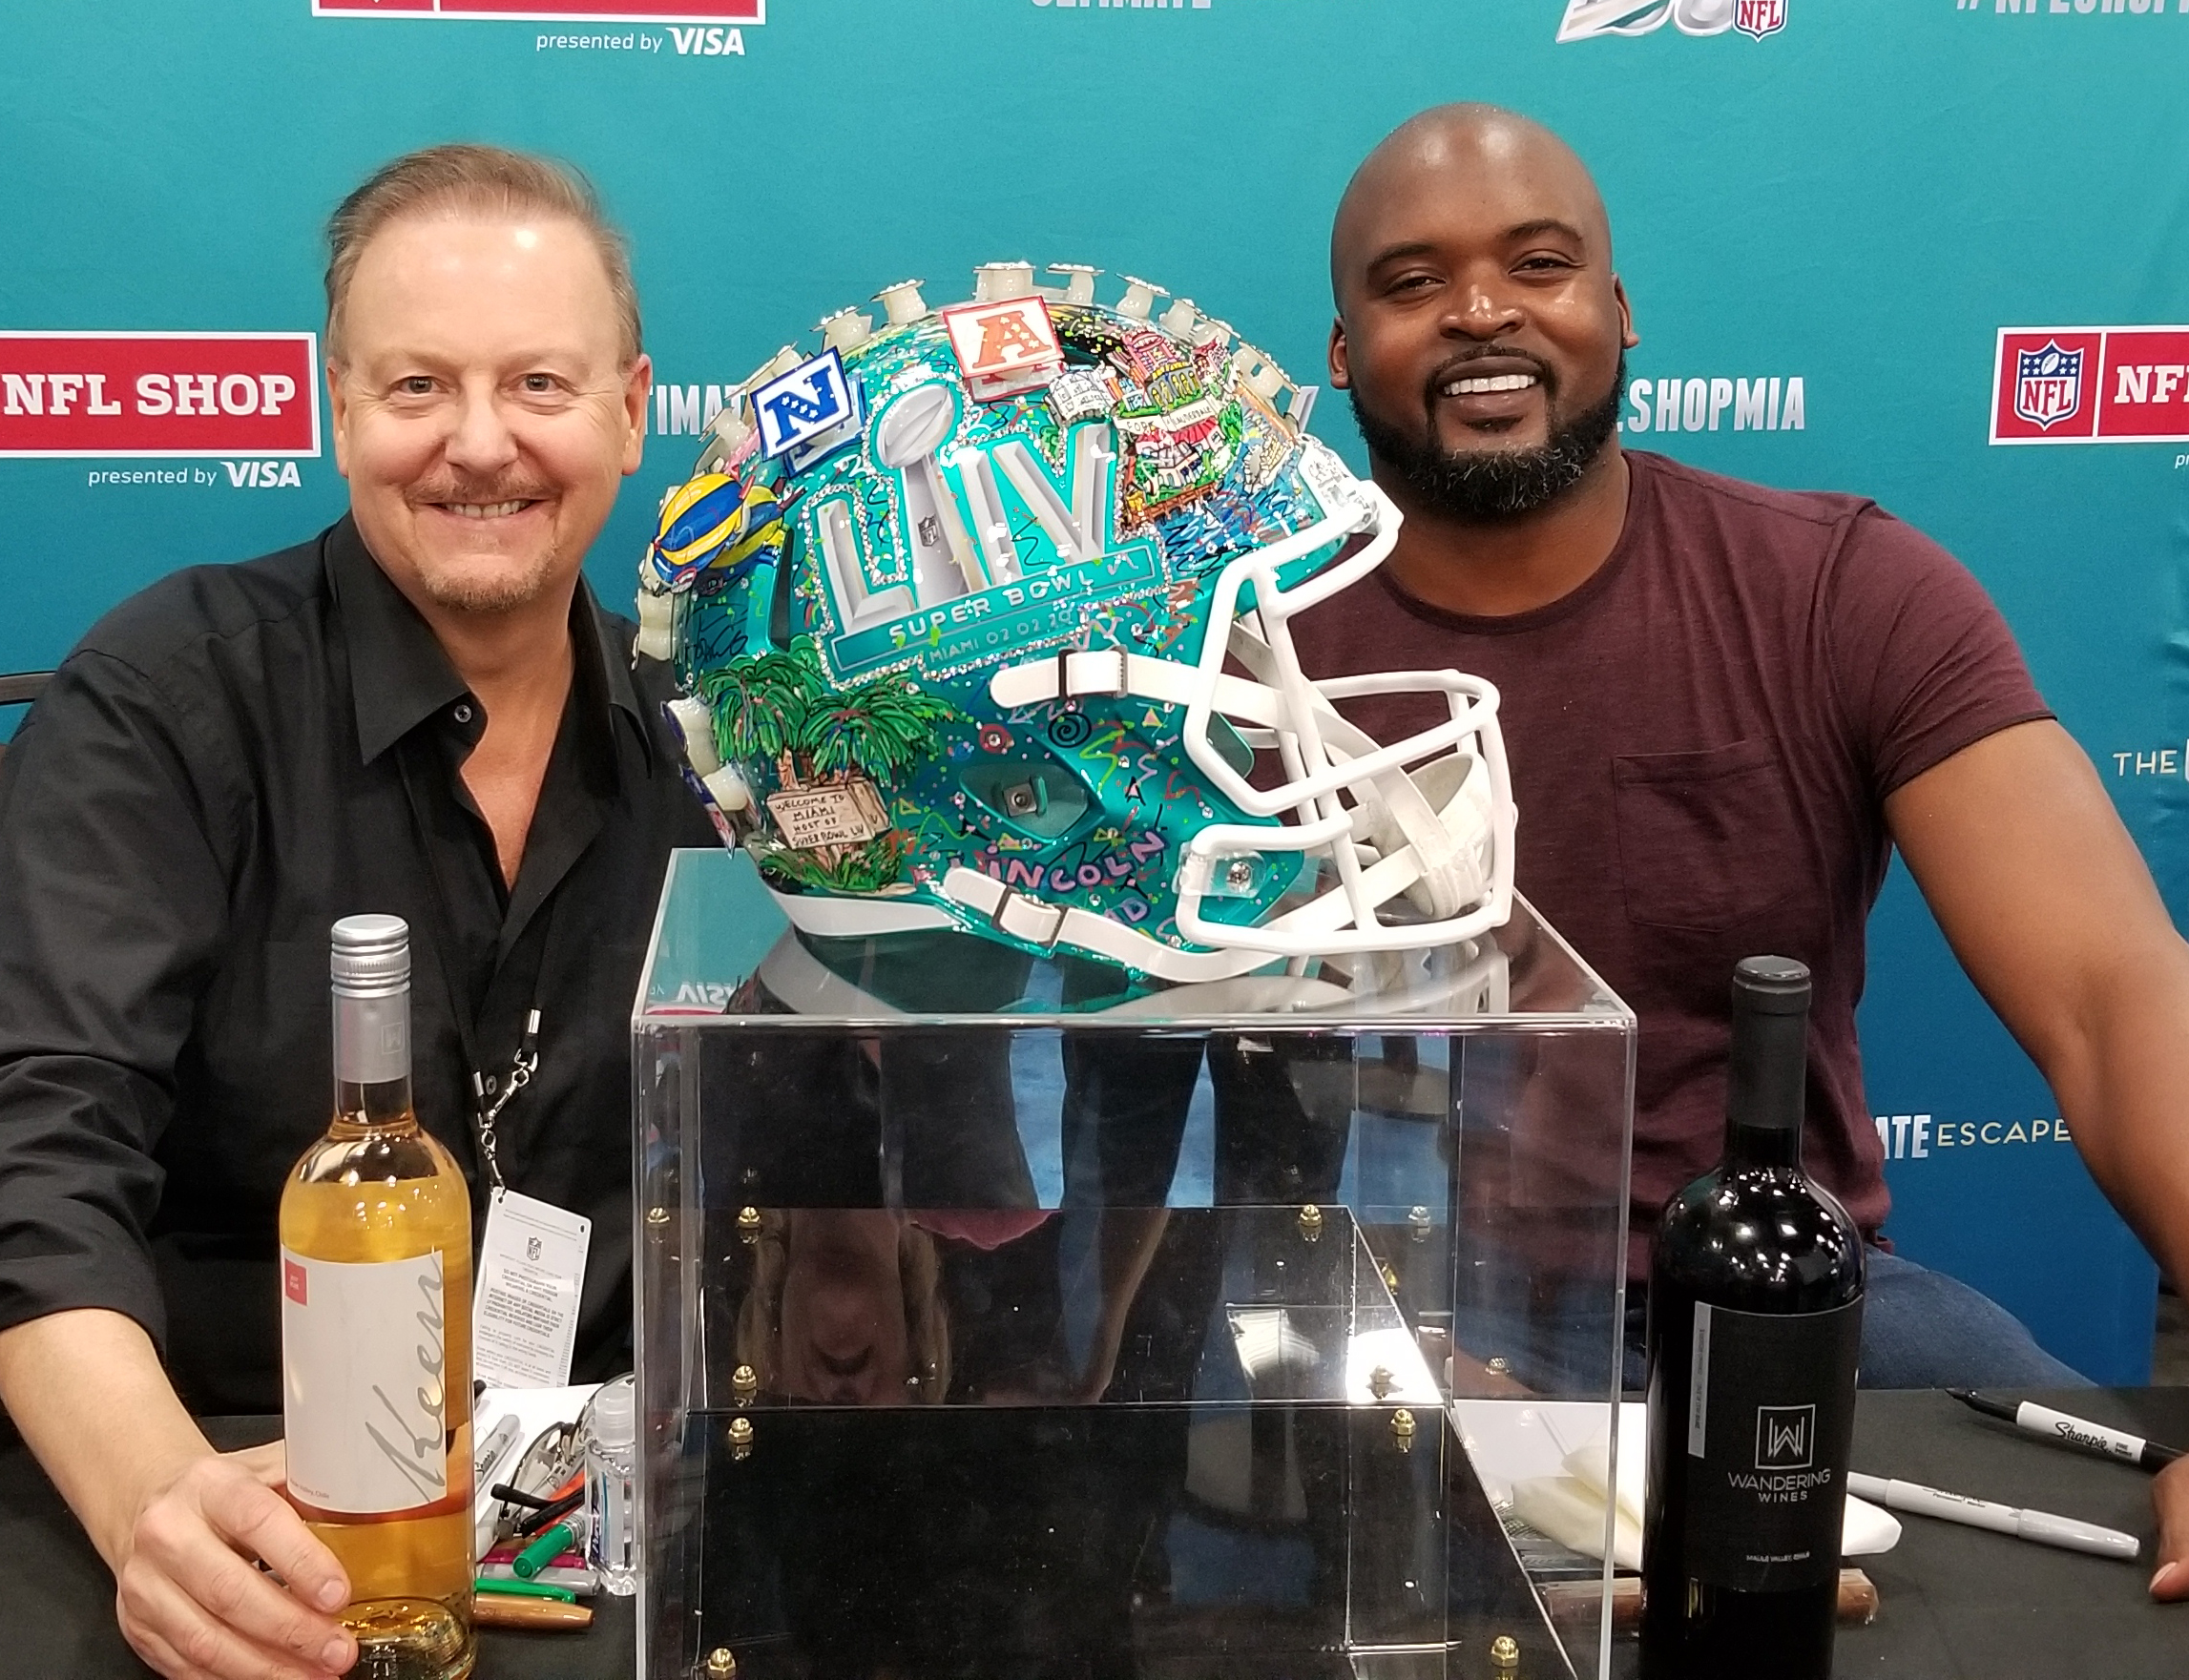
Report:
1612,739,1803,933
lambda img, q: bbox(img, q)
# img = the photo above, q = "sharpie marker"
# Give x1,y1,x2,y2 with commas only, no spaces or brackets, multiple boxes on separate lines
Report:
471,1416,526,1557
473,1415,524,1485
1845,1471,2139,1562
1949,1388,2183,1473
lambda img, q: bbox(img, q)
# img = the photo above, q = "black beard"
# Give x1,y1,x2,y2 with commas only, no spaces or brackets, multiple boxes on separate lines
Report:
1350,350,1627,523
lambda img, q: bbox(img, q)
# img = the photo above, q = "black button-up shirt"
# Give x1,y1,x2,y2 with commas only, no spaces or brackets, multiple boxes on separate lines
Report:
0,517,715,1414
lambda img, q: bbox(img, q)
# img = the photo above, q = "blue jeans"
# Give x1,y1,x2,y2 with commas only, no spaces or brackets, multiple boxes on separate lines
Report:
1617,1247,2092,1391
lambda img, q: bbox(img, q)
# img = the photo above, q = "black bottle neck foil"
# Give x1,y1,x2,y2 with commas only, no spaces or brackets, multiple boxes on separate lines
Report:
1724,954,1809,1172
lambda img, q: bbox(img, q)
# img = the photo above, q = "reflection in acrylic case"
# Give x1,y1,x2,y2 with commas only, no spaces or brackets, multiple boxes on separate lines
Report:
633,848,1636,1679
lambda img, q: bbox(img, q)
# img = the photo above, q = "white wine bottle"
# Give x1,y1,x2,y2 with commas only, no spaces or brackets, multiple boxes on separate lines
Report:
280,915,475,1680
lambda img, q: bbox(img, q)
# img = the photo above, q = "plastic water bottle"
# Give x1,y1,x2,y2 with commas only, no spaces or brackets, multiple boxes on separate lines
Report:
585,1375,638,1596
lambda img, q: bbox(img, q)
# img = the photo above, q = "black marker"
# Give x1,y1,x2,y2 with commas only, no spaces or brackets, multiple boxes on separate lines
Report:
1949,1388,2183,1472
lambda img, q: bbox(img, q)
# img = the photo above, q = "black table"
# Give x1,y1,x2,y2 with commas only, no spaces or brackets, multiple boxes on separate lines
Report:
1,1418,634,1680
6,1392,2184,1679
1825,1386,2187,1679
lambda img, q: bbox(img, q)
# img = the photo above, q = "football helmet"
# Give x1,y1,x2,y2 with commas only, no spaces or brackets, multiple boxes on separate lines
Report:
643,263,1516,983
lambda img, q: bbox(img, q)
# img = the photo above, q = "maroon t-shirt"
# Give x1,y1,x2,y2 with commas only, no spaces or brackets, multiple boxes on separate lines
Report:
1287,450,2051,1272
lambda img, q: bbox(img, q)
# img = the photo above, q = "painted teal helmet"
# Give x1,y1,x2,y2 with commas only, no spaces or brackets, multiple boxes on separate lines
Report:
641,263,1515,982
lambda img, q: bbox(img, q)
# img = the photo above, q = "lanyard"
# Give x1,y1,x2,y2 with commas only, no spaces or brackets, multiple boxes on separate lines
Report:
394,736,562,1197
468,1007,538,1195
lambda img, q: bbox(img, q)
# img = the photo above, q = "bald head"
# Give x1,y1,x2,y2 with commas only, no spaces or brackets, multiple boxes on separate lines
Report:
1331,105,1612,310
1325,105,1636,525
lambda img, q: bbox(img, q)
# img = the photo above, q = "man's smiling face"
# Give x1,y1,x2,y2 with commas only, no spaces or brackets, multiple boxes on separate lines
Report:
328,213,648,618
1330,108,1637,522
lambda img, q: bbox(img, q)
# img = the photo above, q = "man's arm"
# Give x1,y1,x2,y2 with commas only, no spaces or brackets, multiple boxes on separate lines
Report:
1885,716,2189,1597
0,652,353,1673
0,1309,355,1679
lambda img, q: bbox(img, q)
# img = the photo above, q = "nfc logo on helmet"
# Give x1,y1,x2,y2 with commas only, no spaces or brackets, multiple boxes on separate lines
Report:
1754,1404,1816,1470
754,346,858,464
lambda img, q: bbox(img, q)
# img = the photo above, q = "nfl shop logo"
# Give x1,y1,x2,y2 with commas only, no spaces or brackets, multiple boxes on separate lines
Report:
1991,325,2189,445
1735,0,1786,39
315,2,765,21
2014,342,2085,431
0,331,320,458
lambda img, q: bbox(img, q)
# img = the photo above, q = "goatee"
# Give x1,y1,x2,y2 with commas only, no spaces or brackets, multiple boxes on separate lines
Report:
1350,351,1627,523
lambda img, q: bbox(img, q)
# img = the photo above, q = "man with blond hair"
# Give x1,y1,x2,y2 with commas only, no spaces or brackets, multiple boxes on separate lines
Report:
0,144,710,1678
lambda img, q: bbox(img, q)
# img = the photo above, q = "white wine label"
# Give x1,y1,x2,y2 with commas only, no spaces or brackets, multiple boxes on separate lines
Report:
1682,1296,1863,1593
281,1246,451,1514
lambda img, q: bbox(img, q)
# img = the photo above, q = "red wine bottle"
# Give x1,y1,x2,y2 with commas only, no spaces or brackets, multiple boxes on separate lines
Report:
1639,956,1864,1680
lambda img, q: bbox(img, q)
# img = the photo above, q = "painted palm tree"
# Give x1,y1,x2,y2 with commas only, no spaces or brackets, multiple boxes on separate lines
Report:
702,635,963,893
700,641,823,788
807,678,960,783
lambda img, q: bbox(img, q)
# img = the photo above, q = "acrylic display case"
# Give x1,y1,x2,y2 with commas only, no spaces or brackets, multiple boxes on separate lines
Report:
633,848,1637,1680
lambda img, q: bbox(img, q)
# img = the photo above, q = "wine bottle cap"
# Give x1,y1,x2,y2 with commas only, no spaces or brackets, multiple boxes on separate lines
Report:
331,914,410,997
1732,954,1810,1015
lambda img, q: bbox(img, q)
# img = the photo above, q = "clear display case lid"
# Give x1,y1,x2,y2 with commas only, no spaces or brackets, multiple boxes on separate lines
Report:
636,847,1635,1031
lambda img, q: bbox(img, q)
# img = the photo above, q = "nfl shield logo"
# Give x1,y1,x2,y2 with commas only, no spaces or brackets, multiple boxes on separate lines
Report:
2014,342,2086,431
1736,0,1786,38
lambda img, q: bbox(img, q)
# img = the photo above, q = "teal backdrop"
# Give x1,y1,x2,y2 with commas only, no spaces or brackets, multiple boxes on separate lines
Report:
3,0,2181,1380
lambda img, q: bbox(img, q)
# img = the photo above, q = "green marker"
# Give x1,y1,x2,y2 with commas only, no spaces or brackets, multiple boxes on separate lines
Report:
511,1519,583,1580
475,1576,577,1604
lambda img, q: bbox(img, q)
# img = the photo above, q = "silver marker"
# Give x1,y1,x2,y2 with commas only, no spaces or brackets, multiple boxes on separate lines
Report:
1846,1471,2139,1562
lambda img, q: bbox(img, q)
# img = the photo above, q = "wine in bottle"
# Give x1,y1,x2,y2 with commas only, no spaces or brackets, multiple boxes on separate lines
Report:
1639,955,1864,1680
280,914,475,1680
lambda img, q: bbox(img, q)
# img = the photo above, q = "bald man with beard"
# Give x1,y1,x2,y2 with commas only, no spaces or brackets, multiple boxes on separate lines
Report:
1293,103,2189,1598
